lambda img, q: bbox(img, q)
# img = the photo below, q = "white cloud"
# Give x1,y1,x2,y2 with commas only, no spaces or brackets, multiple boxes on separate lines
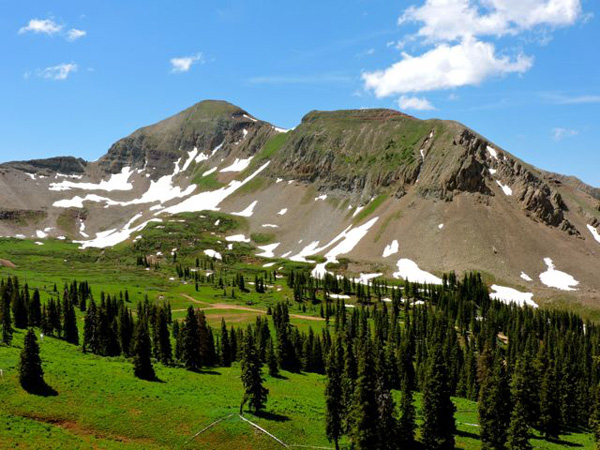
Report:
19,18,62,35
170,53,203,73
545,93,600,104
400,0,583,42
552,127,578,140
364,0,583,97
363,37,532,96
66,29,86,41
37,63,78,81
398,95,436,110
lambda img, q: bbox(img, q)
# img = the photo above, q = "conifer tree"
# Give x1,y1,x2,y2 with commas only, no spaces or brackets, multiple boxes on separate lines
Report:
507,358,532,450
220,318,231,367
348,340,379,450
83,299,99,353
182,306,201,370
28,289,42,327
421,346,456,450
19,329,45,392
240,330,268,414
398,378,417,446
62,296,79,345
1,288,12,345
539,362,561,439
155,307,172,365
132,320,156,381
266,337,279,377
325,338,344,450
478,351,510,449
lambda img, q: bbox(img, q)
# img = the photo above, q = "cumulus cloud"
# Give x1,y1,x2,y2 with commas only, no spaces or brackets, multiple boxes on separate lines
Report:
66,29,86,41
400,0,582,42
398,95,436,110
170,53,203,73
363,0,584,96
36,63,78,81
19,18,63,35
552,127,578,140
363,37,532,96
19,18,86,42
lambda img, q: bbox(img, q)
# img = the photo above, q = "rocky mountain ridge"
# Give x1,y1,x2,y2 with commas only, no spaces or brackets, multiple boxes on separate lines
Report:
1,100,599,307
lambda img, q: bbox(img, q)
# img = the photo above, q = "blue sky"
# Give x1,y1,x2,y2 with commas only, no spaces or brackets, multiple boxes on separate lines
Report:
2,0,599,186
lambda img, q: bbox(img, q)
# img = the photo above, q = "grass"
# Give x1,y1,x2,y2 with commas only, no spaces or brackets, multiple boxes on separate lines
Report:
0,328,593,449
353,193,389,224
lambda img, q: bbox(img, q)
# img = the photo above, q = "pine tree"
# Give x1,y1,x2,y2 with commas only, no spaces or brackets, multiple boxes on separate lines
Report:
240,329,268,414
478,351,510,449
182,306,201,370
220,319,231,367
325,338,344,450
507,358,532,450
539,361,561,439
398,378,417,446
266,338,279,377
1,288,12,345
83,299,99,353
155,307,172,365
19,329,45,392
132,320,156,381
62,296,79,345
589,383,600,450
348,340,379,450
421,346,456,450
28,289,42,327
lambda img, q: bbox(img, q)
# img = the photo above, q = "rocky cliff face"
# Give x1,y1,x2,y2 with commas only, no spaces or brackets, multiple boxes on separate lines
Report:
98,100,276,179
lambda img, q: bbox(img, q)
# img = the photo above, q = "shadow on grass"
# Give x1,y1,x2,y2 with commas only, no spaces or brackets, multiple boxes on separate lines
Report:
252,410,291,422
539,436,583,448
456,429,480,441
24,382,58,397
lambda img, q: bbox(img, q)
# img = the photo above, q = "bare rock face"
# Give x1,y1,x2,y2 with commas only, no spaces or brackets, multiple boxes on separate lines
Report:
1,156,86,175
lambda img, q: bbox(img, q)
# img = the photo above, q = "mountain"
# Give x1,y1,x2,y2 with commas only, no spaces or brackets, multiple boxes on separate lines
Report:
1,100,599,307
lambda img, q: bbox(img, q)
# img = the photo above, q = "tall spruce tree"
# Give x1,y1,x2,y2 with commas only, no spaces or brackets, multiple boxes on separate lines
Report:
507,357,532,450
1,287,12,345
19,329,45,392
325,338,344,450
240,329,268,414
132,320,155,381
182,306,202,370
348,340,380,450
478,350,510,449
421,345,456,450
398,378,417,446
62,296,79,345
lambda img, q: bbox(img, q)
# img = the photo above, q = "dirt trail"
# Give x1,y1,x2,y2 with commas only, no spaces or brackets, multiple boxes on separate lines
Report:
179,294,324,321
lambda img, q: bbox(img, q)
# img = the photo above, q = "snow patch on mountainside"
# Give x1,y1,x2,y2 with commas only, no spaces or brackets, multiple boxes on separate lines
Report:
587,224,600,243
232,200,258,217
220,157,253,173
50,166,134,192
490,285,537,308
393,259,442,284
256,243,280,258
539,258,579,291
204,249,222,260
495,180,513,196
382,240,399,258
76,214,162,249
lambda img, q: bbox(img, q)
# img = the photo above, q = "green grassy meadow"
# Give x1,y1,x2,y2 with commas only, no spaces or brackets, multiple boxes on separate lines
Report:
0,213,596,449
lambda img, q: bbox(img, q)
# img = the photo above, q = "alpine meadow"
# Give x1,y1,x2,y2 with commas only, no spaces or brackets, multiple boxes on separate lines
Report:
2,1,600,449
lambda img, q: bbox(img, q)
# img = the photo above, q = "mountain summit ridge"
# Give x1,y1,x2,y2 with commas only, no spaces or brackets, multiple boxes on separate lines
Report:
1,99,599,306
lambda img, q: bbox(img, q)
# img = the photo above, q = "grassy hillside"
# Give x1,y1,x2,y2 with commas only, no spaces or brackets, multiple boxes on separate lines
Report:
0,327,594,449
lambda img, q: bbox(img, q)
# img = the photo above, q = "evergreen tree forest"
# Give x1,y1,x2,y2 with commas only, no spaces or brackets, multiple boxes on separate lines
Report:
3,268,600,449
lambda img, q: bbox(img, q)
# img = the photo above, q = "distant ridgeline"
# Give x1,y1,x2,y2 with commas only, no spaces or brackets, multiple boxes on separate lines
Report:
2,267,600,449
